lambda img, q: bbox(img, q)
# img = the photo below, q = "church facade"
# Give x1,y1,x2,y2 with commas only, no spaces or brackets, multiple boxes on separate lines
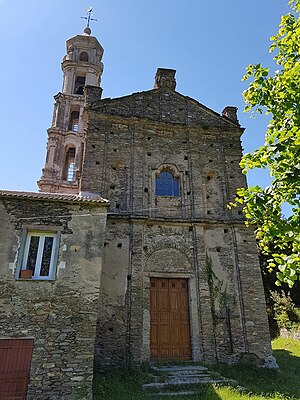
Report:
0,25,275,399
81,69,274,369
76,31,273,369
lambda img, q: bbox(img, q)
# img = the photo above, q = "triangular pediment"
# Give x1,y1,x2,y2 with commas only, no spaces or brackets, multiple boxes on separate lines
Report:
89,88,240,128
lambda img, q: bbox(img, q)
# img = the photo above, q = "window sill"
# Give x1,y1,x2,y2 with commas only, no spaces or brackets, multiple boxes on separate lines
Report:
61,180,78,185
155,195,180,198
16,277,56,282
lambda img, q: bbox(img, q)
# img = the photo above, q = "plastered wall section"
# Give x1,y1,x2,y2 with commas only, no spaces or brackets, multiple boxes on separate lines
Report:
0,197,107,399
95,219,131,370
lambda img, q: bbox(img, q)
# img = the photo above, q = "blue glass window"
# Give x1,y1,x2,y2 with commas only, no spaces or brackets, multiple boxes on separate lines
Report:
155,171,179,196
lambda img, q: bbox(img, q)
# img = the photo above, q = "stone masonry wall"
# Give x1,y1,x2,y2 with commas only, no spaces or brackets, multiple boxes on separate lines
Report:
0,197,107,399
83,82,272,368
95,219,130,370
96,217,272,368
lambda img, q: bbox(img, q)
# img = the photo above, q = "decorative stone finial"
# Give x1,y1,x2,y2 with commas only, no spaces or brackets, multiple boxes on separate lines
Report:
154,68,177,91
84,27,91,35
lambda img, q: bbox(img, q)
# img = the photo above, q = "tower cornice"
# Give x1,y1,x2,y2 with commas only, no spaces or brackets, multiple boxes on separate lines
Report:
61,59,103,75
54,92,86,101
66,34,103,53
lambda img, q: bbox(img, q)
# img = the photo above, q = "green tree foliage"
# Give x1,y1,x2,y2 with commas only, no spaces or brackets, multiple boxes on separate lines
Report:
235,0,300,287
271,290,300,331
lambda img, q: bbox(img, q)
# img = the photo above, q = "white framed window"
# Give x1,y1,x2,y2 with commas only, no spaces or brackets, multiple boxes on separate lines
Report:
18,231,59,280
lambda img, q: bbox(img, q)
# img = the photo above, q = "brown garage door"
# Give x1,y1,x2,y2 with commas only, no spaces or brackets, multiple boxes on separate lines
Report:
0,338,34,400
150,278,191,360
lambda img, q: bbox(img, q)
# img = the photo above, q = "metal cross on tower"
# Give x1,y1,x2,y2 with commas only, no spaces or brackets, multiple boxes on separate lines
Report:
81,7,97,28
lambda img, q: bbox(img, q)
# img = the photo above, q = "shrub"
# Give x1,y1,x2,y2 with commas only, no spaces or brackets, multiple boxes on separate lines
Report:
271,291,300,331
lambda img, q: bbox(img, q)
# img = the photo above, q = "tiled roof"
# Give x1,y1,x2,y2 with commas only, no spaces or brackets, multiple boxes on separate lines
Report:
0,190,108,204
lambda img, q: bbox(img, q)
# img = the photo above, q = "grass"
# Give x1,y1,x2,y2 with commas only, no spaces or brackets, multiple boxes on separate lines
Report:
212,337,300,400
93,338,300,399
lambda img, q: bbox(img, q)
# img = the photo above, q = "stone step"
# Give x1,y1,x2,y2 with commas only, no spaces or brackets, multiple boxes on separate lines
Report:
167,373,212,379
154,372,212,378
151,365,208,373
167,376,218,383
142,377,229,391
145,364,237,397
149,390,199,397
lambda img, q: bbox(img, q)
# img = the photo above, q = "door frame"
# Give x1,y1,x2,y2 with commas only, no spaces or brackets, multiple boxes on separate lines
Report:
141,272,203,363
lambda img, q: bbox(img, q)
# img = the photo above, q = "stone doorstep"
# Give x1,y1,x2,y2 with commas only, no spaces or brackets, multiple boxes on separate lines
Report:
151,366,208,372
149,366,210,377
155,371,213,377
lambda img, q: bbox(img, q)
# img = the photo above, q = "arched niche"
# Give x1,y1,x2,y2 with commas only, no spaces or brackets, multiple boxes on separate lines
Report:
79,51,89,62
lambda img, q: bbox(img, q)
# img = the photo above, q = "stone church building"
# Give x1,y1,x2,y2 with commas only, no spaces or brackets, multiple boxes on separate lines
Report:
0,25,274,399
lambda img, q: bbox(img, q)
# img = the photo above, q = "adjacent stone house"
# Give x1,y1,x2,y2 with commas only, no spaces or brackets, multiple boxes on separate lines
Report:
0,23,275,400
0,191,108,398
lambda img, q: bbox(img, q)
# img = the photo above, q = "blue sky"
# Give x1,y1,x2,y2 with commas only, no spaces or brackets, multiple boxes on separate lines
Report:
0,0,290,192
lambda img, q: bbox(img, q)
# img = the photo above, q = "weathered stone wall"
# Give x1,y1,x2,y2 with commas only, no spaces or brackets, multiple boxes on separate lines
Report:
81,93,246,221
96,217,272,368
83,81,272,368
96,219,130,370
0,196,107,399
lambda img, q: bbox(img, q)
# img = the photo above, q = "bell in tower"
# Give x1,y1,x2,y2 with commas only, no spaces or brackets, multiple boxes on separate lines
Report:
38,12,103,193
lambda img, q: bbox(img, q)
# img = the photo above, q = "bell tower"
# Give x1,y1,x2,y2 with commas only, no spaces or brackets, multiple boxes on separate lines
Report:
38,21,104,193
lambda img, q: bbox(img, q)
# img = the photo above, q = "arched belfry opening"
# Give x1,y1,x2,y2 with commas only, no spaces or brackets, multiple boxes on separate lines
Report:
63,147,76,182
69,109,80,132
74,76,86,95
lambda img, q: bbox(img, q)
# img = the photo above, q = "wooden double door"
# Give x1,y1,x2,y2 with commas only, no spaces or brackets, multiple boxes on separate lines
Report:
150,278,191,360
